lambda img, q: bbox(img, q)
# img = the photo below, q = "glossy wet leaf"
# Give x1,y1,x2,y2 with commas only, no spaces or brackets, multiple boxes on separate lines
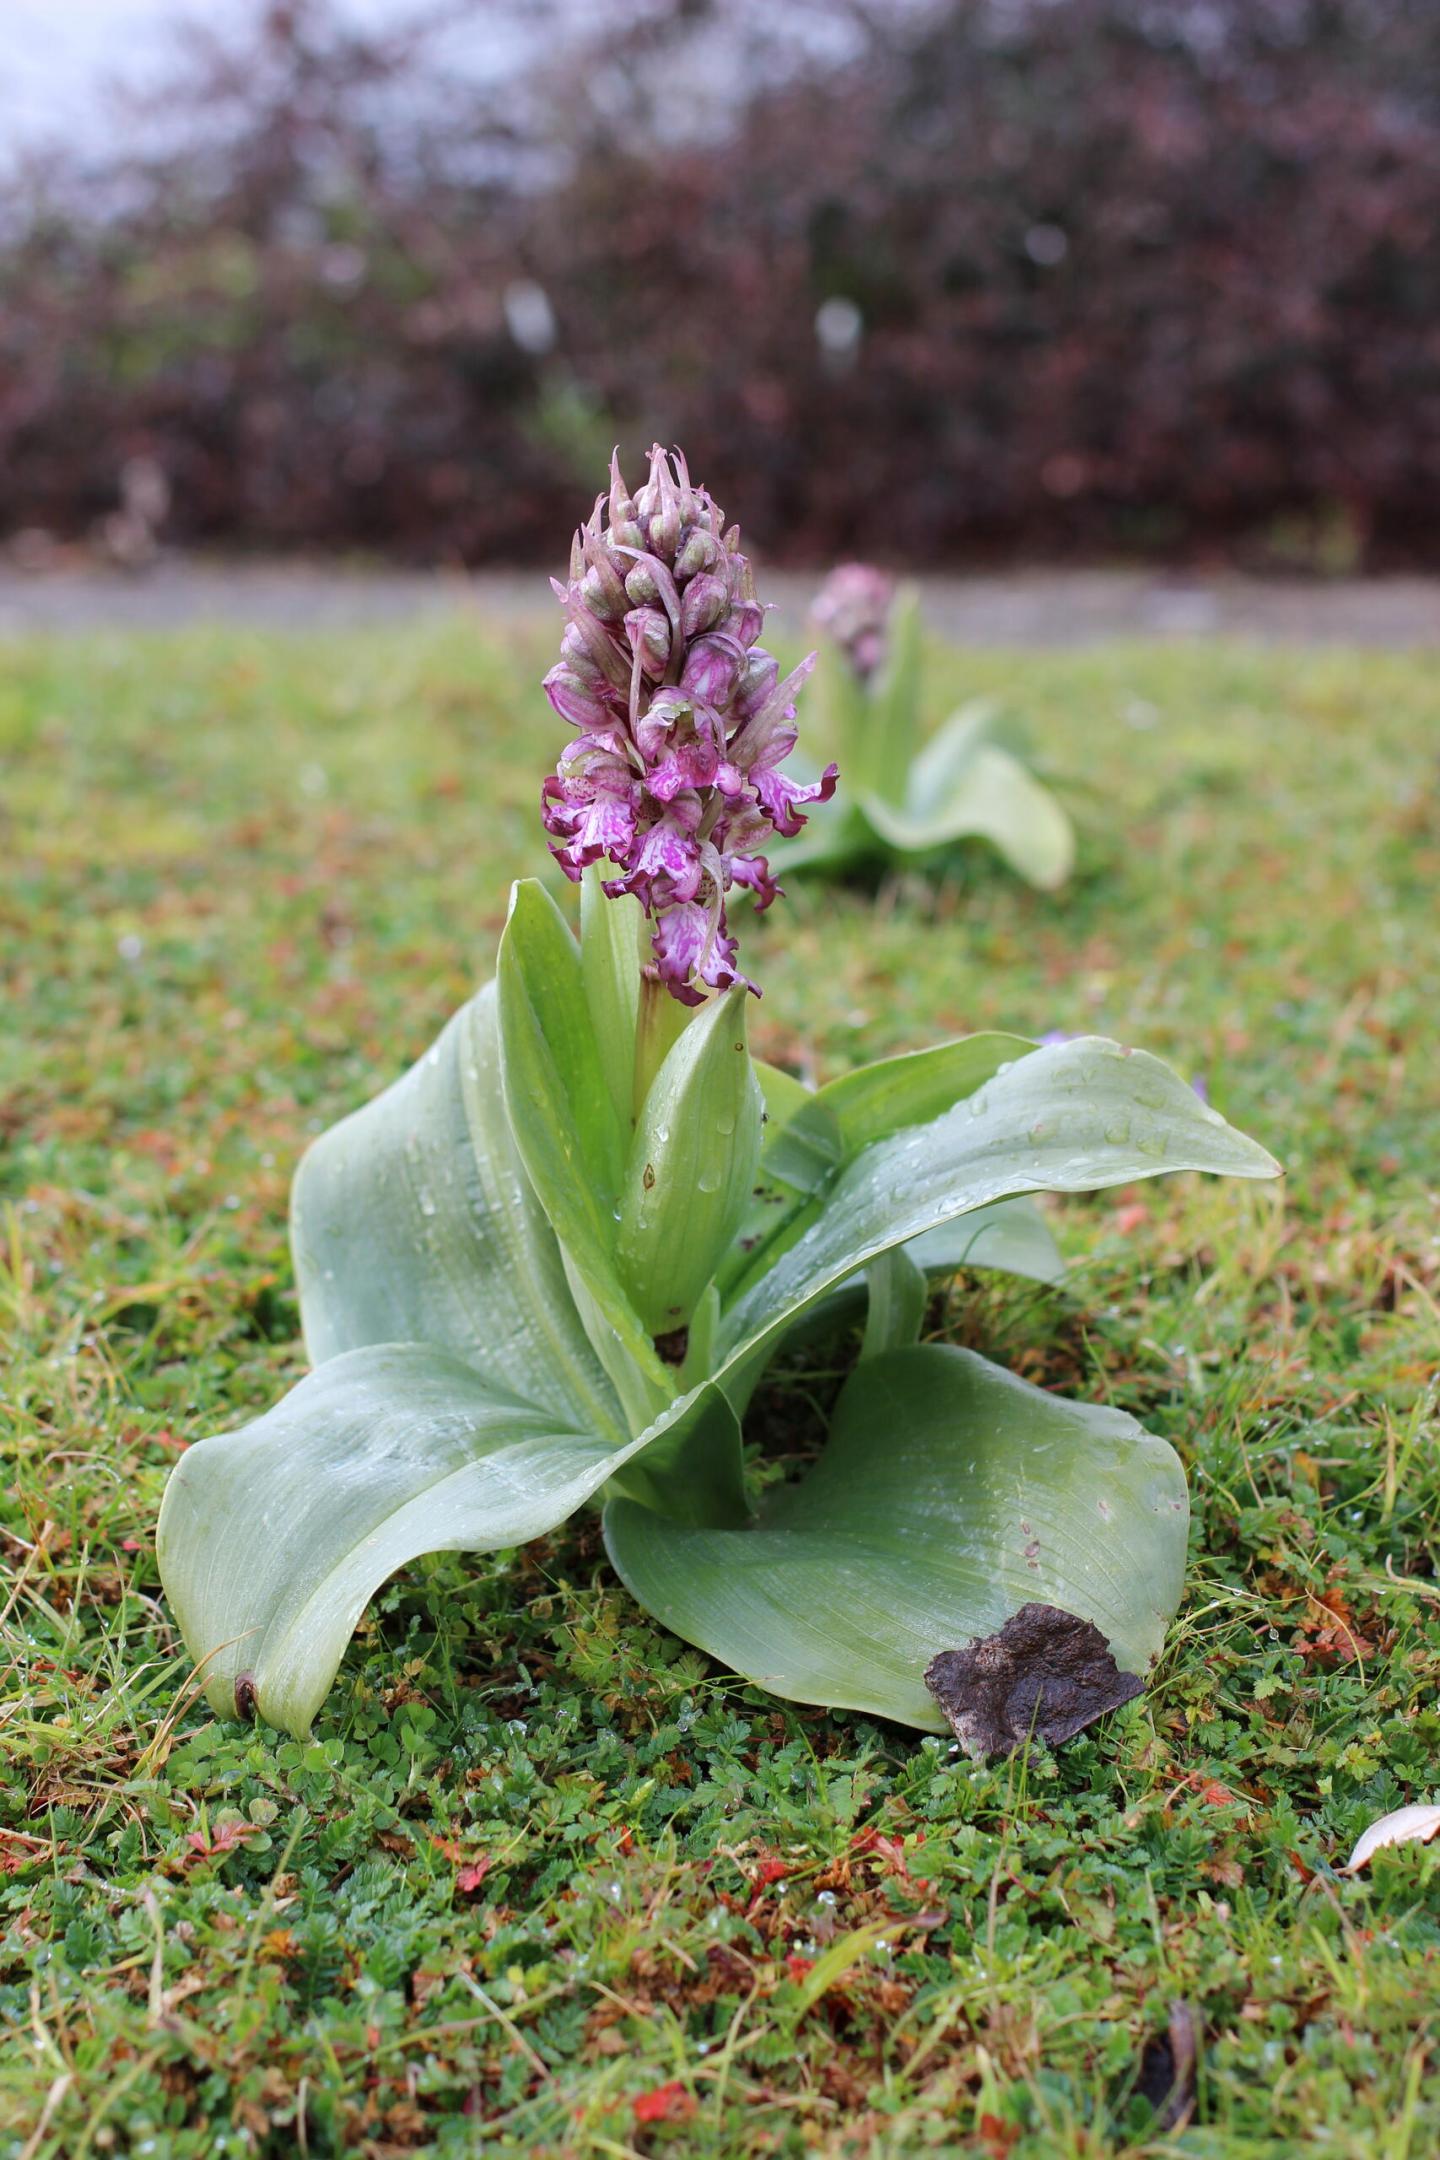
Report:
716,1034,1280,1379
616,989,763,1333
604,1343,1188,1729
291,979,619,1433
158,1344,620,1734
497,877,666,1397
721,1033,1035,1301
158,1346,736,1736
862,736,1075,889
580,864,642,1132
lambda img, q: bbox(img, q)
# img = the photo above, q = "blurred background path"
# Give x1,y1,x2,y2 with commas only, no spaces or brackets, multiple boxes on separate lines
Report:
2,561,1435,647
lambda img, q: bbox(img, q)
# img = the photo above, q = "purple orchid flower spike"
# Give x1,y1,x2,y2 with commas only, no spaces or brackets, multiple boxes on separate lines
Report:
542,445,838,1003
811,562,897,685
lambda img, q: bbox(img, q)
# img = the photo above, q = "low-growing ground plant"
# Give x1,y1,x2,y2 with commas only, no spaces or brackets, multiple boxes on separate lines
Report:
157,451,1277,1747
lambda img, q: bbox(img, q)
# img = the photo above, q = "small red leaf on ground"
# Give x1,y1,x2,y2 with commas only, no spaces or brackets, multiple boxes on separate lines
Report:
851,1828,914,1880
185,1821,256,1861
785,1954,815,1983
633,2081,696,2125
456,1858,491,1894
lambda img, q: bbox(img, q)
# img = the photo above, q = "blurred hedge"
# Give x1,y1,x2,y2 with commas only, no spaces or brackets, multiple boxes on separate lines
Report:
3,0,1438,565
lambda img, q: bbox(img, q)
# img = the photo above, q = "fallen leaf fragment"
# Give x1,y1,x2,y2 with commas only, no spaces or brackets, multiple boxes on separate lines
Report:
924,1602,1143,1760
1342,1803,1440,1873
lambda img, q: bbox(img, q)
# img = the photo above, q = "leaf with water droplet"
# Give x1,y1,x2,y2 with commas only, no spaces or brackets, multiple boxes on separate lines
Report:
615,990,763,1336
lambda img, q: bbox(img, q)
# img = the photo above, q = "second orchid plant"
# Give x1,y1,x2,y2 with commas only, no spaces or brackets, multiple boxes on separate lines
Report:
788,563,1077,889
158,448,1279,1749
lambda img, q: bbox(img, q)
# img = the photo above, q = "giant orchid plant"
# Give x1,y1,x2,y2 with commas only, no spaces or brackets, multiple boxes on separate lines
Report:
788,563,1076,889
158,450,1279,1747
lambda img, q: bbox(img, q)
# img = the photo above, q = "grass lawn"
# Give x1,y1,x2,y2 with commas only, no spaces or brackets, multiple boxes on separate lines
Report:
3,619,1439,2159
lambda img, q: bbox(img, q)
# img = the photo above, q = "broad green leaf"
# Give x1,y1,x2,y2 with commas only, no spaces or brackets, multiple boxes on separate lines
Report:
904,699,996,800
867,584,924,798
159,1345,740,1735
631,970,696,1117
816,646,873,791
721,1034,1037,1303
903,1195,1063,1285
862,740,1075,890
604,1343,1187,1729
497,878,669,1403
555,1254,673,1434
498,878,626,1210
715,1035,1279,1382
291,980,620,1435
603,1378,749,1529
754,1058,811,1131
159,1345,618,1734
616,990,763,1333
802,1033,1038,1160
580,864,642,1133
759,1197,1066,1389
859,1246,927,1359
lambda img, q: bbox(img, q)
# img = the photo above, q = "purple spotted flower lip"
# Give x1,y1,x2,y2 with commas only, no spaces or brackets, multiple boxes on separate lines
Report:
811,562,896,685
541,445,838,1004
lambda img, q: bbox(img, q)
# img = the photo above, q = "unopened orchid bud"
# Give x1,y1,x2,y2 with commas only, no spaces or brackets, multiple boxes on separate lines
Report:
580,538,629,621
733,649,779,719
680,573,728,641
608,449,636,528
625,606,671,680
646,447,683,557
625,561,660,608
560,624,607,685
672,446,698,529
646,512,676,555
675,527,720,580
542,663,610,731
680,632,744,708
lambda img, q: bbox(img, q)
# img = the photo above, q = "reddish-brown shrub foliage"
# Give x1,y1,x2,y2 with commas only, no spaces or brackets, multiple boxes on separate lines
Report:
2,0,1437,565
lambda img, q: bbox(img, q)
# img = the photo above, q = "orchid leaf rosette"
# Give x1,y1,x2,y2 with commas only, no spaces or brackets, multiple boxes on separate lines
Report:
789,563,1077,889
157,449,1280,1749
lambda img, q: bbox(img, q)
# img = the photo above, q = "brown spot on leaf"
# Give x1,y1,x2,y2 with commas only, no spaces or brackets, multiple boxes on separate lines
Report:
642,1162,656,1191
923,1602,1143,1760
